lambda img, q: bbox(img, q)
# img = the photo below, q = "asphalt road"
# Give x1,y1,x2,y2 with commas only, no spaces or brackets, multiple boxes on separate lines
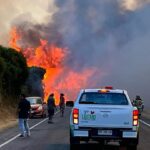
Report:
0,108,150,150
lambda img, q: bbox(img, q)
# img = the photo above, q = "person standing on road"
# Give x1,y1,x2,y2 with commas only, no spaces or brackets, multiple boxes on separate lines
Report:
18,94,31,137
133,95,144,117
59,93,65,117
47,93,56,123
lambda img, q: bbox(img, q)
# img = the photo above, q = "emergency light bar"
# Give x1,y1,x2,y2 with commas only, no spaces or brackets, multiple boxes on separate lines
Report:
98,89,109,93
105,86,113,89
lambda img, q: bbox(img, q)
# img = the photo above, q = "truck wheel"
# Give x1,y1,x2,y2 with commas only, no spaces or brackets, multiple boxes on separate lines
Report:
130,134,139,145
126,136,139,150
127,145,137,150
98,140,105,146
70,137,80,150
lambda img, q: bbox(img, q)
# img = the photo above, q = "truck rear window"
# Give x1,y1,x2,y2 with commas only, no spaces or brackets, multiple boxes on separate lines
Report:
79,92,128,105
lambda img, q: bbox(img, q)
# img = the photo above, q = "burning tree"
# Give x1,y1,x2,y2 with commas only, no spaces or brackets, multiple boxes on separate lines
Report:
8,25,99,104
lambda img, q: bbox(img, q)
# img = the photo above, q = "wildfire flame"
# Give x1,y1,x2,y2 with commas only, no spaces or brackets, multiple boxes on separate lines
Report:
9,27,21,52
9,27,97,104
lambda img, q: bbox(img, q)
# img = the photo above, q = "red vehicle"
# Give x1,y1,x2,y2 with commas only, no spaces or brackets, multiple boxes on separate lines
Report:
26,97,47,118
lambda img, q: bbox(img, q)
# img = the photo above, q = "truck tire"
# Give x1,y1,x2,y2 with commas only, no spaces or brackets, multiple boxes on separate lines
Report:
98,140,105,146
70,137,80,150
127,145,137,150
127,135,139,150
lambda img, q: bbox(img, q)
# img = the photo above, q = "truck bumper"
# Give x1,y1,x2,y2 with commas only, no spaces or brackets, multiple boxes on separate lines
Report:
122,131,137,138
71,128,138,140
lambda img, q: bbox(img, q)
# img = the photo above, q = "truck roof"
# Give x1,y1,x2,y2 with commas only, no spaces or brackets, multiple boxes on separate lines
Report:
81,89,126,94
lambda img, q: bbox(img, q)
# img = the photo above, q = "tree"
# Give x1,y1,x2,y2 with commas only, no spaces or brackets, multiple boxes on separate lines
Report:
0,45,28,101
25,66,46,98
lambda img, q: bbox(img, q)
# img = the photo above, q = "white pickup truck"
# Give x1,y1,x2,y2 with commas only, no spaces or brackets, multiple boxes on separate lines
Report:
69,87,139,150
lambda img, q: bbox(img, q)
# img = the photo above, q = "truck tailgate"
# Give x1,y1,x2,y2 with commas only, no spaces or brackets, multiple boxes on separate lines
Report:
79,105,133,128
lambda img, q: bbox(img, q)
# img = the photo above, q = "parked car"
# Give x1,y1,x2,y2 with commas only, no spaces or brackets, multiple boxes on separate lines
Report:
26,97,47,118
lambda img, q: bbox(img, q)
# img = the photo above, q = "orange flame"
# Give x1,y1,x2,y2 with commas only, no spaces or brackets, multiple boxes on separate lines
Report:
9,27,97,105
9,27,21,52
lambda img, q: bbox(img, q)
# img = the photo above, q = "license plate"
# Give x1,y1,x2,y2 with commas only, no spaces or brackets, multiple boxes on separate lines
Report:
98,130,112,135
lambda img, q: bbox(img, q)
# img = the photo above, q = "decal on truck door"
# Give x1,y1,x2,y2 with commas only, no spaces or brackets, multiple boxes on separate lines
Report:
82,110,96,121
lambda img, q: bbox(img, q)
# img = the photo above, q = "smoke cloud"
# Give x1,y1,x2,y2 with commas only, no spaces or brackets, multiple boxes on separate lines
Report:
1,0,150,107
120,0,150,11
25,67,46,98
0,0,56,45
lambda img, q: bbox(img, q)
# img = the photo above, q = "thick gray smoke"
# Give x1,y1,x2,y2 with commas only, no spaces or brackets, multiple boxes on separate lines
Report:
25,67,46,98
52,0,150,107
1,0,150,107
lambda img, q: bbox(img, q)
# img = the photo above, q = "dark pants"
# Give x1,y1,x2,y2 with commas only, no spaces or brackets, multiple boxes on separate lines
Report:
60,105,65,117
48,108,54,121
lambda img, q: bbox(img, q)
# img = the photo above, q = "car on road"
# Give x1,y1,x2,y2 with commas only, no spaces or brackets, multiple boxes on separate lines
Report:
26,96,47,118
69,87,139,150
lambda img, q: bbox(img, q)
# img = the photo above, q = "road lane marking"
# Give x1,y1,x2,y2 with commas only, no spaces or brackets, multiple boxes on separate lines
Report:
0,134,20,149
140,119,150,127
0,111,60,148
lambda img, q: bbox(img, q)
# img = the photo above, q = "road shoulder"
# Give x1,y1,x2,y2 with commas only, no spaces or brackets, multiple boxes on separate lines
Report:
0,119,17,133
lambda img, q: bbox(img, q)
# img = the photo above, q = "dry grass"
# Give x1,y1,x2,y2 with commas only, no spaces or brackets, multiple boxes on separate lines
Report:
0,104,17,132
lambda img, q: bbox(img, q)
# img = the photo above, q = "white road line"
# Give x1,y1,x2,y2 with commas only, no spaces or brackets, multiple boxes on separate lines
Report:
0,111,60,149
0,134,20,149
140,119,150,127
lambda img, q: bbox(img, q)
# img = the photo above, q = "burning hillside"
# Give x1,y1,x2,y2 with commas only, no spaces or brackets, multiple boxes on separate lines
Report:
9,27,98,104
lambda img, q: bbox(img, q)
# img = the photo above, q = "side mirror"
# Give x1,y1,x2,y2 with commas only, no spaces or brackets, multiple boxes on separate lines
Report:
66,101,74,107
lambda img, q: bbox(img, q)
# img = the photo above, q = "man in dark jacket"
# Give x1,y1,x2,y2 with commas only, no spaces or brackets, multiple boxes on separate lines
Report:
47,93,56,123
18,94,31,137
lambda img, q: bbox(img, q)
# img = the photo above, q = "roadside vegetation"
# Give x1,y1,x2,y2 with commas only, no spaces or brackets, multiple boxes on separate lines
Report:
0,45,28,100
0,45,28,130
0,46,46,131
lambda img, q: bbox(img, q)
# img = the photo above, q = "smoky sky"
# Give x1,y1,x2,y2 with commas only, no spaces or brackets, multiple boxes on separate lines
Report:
1,0,150,107
51,0,150,107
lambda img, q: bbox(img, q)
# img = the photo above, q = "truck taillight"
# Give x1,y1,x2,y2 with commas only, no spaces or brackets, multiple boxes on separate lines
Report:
133,110,139,126
73,108,79,124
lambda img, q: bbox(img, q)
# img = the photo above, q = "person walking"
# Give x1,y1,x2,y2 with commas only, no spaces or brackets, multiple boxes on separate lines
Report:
59,93,65,117
47,93,56,123
18,94,31,137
